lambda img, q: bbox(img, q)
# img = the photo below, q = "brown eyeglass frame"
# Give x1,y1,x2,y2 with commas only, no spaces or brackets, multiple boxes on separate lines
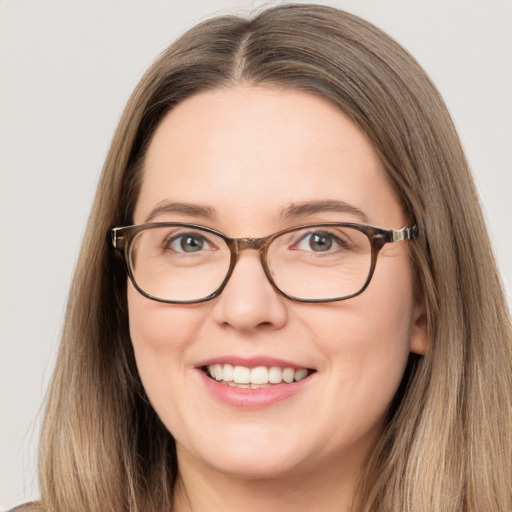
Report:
110,222,418,304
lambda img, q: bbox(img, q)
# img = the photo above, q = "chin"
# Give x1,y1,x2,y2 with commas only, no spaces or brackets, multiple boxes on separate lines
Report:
202,451,306,481
176,429,312,481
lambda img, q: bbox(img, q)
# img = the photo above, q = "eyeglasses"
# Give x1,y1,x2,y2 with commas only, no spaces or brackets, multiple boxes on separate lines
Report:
110,222,418,304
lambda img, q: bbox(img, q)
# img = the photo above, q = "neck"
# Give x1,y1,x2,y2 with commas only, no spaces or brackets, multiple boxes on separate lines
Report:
172,448,365,512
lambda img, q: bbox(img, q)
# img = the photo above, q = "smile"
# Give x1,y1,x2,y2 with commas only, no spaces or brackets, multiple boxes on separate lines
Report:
205,364,312,388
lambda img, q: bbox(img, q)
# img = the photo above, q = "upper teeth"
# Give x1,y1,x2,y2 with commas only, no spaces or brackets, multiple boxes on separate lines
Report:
207,364,309,385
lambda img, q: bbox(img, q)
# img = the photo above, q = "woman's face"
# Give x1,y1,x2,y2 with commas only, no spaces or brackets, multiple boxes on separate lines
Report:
128,86,427,481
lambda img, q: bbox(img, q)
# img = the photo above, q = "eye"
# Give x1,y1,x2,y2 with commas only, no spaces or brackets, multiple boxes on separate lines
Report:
165,232,212,253
295,231,345,253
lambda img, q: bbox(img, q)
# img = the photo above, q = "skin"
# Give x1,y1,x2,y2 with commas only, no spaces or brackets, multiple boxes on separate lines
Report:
128,86,428,511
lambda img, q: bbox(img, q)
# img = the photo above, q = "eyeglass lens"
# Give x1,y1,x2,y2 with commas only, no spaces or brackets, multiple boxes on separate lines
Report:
128,224,373,302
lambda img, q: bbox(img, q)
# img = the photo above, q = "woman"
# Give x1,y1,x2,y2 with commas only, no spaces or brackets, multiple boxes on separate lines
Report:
14,4,511,511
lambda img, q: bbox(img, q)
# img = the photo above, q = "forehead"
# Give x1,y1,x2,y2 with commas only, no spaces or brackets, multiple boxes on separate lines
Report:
135,86,403,231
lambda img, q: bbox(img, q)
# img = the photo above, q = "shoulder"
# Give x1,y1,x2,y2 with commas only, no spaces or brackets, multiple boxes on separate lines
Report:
6,503,43,512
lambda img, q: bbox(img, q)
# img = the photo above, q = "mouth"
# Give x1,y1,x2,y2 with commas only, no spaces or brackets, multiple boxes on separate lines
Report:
202,364,315,389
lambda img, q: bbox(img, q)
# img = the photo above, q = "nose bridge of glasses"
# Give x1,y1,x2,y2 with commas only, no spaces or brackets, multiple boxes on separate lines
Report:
228,236,275,291
233,237,267,253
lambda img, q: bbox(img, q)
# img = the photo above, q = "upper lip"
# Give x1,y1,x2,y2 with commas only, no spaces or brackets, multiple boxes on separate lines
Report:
196,355,314,370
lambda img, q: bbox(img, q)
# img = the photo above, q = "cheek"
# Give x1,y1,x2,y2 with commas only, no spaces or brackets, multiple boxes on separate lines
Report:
127,283,206,349
309,299,412,398
355,266,415,376
305,258,416,412
126,284,205,406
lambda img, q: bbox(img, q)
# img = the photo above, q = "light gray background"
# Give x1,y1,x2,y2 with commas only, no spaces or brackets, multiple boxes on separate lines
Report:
1,0,511,508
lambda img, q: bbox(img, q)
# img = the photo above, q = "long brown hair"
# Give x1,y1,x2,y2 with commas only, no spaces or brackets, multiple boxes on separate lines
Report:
18,4,511,511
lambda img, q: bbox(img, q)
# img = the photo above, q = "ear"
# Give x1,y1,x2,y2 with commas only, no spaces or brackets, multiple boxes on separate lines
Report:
409,296,429,355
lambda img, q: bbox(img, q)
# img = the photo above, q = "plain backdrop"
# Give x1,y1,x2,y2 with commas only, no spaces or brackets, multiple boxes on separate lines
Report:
1,0,511,508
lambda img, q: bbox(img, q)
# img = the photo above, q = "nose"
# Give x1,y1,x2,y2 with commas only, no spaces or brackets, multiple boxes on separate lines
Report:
211,250,288,333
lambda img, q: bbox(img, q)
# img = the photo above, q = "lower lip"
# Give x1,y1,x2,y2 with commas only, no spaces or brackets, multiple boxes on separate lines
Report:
198,370,312,410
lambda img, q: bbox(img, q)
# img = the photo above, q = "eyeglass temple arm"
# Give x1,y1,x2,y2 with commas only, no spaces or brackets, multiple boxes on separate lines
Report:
391,225,418,242
111,228,126,251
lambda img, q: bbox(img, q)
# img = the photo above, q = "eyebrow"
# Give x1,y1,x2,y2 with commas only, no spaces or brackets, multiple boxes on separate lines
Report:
281,200,369,223
144,201,216,223
143,199,369,224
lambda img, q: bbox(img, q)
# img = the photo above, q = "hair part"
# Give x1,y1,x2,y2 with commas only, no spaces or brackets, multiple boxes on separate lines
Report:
21,4,511,511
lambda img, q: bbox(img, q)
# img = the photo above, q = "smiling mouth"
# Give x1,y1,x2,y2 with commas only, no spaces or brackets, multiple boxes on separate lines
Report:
203,364,315,389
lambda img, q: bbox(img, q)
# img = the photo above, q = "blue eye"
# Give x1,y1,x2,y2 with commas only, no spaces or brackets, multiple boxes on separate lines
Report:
296,231,342,253
167,232,209,253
